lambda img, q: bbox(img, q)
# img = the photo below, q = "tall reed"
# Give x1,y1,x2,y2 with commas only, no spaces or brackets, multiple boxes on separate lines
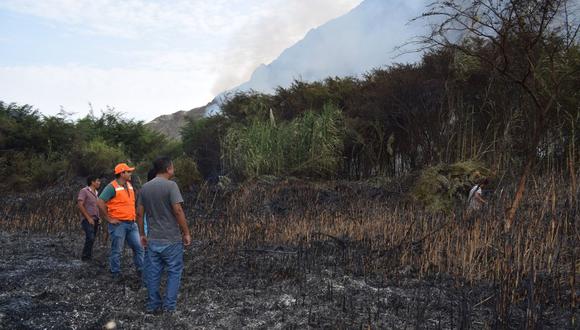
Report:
222,103,343,178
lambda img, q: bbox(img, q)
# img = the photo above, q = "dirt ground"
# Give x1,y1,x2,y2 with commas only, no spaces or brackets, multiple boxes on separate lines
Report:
0,230,506,330
2,231,572,330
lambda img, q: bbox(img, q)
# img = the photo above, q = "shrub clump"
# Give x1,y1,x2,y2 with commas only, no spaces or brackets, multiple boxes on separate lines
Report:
411,160,491,213
173,156,202,192
0,153,69,192
71,138,126,177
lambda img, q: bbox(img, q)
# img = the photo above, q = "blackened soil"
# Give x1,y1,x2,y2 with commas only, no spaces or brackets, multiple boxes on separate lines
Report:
0,232,571,329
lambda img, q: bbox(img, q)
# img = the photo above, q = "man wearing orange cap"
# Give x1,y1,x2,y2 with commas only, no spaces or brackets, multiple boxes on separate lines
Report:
97,163,144,280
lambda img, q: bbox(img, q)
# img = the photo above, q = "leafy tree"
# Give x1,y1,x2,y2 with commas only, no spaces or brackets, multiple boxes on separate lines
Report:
0,102,45,153
181,116,228,179
0,101,177,191
417,0,580,228
71,138,127,177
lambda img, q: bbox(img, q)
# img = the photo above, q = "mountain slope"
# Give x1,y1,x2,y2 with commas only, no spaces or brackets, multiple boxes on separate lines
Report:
223,0,424,96
148,0,426,137
146,104,207,140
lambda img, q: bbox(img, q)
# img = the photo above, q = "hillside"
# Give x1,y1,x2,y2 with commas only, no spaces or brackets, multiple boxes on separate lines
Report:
147,0,425,138
223,0,423,95
145,104,208,140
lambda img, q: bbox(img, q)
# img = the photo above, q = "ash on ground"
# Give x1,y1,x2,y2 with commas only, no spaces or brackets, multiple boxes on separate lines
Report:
1,231,570,330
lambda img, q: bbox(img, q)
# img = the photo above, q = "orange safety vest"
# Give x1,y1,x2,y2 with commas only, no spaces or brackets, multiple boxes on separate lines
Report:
106,180,136,221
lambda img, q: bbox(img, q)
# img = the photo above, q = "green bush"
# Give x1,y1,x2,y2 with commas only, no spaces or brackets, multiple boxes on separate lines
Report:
411,160,492,213
30,156,69,188
0,152,69,191
173,156,202,192
145,140,183,160
222,103,344,179
77,108,168,162
72,138,127,177
181,116,228,179
0,102,176,191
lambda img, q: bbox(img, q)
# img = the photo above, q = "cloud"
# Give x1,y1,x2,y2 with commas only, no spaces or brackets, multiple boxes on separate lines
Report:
0,65,215,121
0,0,366,120
0,0,248,39
211,0,363,94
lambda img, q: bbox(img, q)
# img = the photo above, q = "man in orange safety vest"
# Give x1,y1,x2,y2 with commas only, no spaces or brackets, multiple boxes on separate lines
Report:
97,163,144,280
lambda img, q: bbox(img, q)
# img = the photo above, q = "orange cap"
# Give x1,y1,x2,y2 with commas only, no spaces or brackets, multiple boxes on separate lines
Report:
114,163,135,174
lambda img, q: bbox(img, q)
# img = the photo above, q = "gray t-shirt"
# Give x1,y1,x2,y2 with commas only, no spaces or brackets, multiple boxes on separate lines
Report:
137,177,184,243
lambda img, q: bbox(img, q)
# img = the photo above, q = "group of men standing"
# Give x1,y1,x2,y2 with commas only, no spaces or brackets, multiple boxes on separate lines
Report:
76,157,191,313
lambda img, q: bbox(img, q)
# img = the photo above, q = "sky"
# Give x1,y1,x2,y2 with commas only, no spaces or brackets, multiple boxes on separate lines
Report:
0,0,363,121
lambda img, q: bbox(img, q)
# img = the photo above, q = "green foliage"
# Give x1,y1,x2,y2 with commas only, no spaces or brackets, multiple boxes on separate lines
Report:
72,138,127,177
221,92,273,123
42,115,77,156
273,78,359,120
222,103,344,179
151,140,183,159
411,161,491,213
0,152,69,192
452,41,482,81
76,108,168,161
0,102,47,153
181,116,228,179
0,101,175,191
173,156,202,192
214,40,579,180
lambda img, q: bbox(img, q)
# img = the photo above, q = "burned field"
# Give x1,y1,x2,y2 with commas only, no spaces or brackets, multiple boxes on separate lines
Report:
0,232,491,329
0,177,578,329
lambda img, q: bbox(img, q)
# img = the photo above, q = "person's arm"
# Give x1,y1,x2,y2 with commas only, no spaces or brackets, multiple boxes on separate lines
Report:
136,204,147,247
77,190,94,225
475,190,486,204
98,184,120,224
169,182,191,245
77,200,94,225
136,196,147,247
171,203,191,246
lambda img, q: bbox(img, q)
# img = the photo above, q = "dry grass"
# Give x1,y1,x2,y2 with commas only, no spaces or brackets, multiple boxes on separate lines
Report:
1,173,578,327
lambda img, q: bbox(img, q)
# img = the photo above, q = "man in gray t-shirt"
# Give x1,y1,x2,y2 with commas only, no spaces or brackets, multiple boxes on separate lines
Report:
138,177,184,242
137,156,192,313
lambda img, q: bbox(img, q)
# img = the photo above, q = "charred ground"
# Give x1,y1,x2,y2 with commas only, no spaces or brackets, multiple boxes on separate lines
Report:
0,177,578,329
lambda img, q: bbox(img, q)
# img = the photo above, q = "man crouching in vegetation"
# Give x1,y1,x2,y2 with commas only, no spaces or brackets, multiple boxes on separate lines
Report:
467,178,489,215
97,163,144,280
77,175,101,261
137,156,191,314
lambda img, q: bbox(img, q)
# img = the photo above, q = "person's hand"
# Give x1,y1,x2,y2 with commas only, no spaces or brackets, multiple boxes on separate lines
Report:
182,233,192,246
87,218,95,226
108,218,120,225
140,235,148,248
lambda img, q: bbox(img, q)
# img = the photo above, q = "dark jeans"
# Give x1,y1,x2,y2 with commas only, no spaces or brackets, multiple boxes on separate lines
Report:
81,218,99,260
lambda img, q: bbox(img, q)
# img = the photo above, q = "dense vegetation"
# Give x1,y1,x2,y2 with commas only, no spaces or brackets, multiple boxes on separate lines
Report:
183,43,579,182
2,0,579,195
0,104,193,191
222,103,344,178
177,0,580,227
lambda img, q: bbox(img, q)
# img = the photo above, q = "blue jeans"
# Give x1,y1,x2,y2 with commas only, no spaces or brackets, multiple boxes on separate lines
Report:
144,241,184,311
108,221,144,274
